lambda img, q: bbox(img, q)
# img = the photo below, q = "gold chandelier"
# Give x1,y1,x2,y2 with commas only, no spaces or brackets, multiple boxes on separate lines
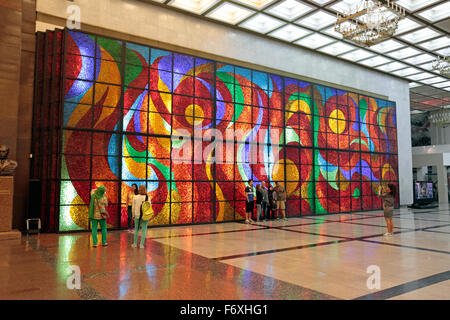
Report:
335,0,406,47
432,56,450,77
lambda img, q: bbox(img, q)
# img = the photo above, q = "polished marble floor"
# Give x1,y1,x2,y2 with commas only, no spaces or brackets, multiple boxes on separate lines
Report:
1,205,449,300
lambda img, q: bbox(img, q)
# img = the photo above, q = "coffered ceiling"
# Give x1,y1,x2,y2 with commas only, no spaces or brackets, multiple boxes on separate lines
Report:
141,0,449,112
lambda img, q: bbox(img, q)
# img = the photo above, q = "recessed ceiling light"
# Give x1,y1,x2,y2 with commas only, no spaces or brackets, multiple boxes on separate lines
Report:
339,48,375,61
268,24,311,42
417,62,438,72
369,39,405,53
387,47,422,59
394,18,422,35
265,0,314,21
409,82,422,88
294,33,335,49
233,0,278,10
392,67,421,76
239,13,285,34
318,41,356,56
376,61,408,72
395,0,441,12
418,2,450,22
418,36,450,51
206,2,255,24
423,77,448,85
403,53,436,65
359,55,393,67
435,47,450,57
399,27,441,44
168,0,220,15
328,0,361,13
321,26,343,39
295,10,336,30
309,0,334,5
406,72,435,81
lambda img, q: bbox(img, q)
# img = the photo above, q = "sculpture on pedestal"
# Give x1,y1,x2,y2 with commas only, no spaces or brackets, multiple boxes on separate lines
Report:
0,145,18,176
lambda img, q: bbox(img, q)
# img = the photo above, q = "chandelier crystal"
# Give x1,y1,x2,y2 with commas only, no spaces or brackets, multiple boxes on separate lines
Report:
335,0,406,47
432,56,450,77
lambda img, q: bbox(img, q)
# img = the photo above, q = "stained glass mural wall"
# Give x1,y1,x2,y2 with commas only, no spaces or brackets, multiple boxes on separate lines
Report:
32,29,399,232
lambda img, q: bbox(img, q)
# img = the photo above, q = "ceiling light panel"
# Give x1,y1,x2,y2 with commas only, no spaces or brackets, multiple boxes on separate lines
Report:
409,82,422,88
376,61,408,72
435,47,450,57
318,41,356,56
168,0,219,14
339,48,375,61
406,72,434,81
268,24,311,42
392,67,421,76
233,0,278,9
294,33,335,49
265,0,314,21
386,47,422,59
328,0,361,13
369,39,405,53
432,81,450,88
403,53,436,65
206,3,255,24
418,36,450,51
359,55,393,67
239,13,285,34
399,27,441,44
309,0,334,5
321,26,344,39
395,0,441,12
421,77,448,85
295,10,336,30
418,2,450,22
394,18,422,35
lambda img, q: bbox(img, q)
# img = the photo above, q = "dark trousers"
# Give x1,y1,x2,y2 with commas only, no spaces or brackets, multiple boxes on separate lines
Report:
127,206,133,228
260,201,268,220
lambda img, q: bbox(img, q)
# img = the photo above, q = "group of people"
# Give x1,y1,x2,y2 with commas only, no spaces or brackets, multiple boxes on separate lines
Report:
88,180,397,248
245,180,287,224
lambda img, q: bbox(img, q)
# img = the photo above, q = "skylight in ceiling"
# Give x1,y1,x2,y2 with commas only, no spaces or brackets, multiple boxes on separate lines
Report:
206,2,255,24
264,0,314,21
239,13,285,34
295,10,336,30
168,0,219,14
268,24,311,42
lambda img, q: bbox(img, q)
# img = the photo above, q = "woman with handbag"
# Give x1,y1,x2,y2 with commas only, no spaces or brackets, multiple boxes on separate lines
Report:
89,185,109,247
132,185,152,248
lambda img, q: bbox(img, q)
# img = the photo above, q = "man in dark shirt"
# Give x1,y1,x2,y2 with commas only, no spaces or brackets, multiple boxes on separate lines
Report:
245,179,255,224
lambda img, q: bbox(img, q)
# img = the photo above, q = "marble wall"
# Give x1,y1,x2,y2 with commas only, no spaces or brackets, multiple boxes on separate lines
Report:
35,0,413,205
0,0,36,230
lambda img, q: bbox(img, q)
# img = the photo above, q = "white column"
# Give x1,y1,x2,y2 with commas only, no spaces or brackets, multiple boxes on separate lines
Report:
437,163,449,203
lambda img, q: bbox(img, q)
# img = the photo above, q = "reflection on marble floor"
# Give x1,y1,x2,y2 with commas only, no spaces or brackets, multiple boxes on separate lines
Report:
0,205,449,300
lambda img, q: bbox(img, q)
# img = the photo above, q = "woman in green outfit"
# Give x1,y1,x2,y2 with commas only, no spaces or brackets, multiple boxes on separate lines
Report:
89,185,109,247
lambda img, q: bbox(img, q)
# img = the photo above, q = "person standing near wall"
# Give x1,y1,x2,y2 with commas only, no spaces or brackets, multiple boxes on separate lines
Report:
126,183,138,232
378,183,396,236
275,181,287,221
132,185,152,248
261,182,269,221
89,185,109,247
270,184,277,220
245,179,255,224
255,184,263,222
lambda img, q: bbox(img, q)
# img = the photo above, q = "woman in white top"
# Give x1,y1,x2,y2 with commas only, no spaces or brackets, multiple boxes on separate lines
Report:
132,185,151,248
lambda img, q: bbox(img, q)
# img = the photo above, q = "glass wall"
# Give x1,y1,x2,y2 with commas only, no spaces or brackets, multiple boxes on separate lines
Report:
32,29,399,232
